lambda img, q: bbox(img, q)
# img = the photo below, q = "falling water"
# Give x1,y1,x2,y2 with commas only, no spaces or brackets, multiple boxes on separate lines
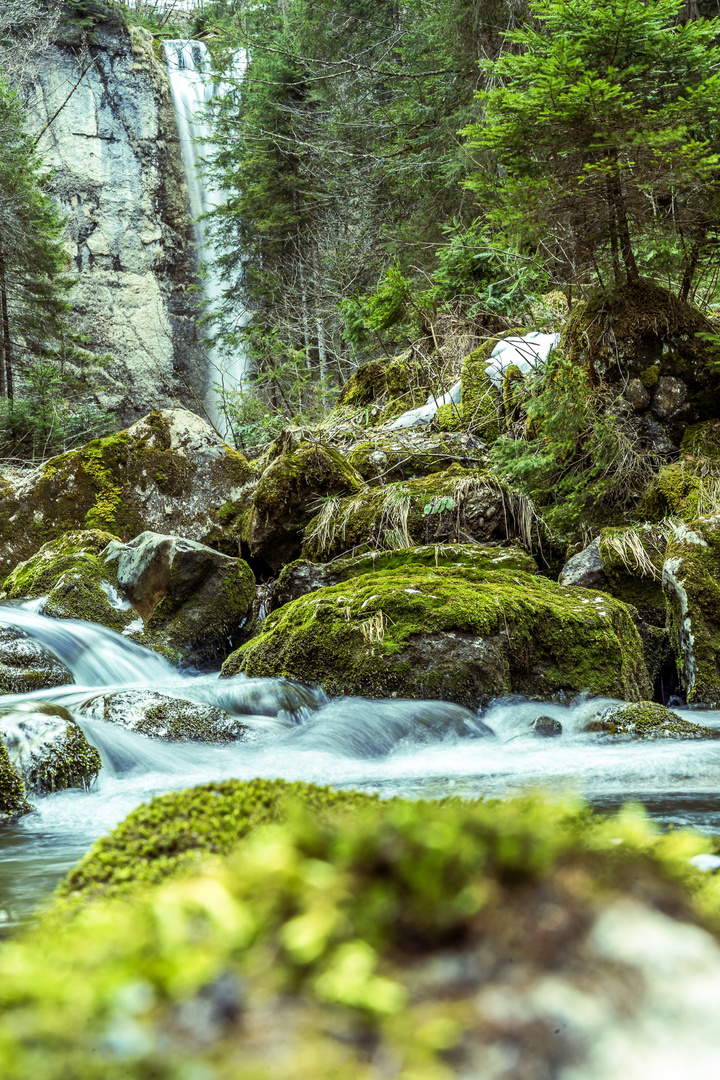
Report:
164,40,249,432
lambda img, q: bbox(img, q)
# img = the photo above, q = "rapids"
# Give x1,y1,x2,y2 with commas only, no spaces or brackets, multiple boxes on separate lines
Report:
1,604,719,929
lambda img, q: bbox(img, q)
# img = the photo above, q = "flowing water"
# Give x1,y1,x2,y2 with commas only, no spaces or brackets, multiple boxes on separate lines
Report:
164,39,248,430
1,605,720,929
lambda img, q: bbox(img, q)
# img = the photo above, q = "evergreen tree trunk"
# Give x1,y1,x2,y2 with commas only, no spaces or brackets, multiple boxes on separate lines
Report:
0,238,10,400
607,152,639,284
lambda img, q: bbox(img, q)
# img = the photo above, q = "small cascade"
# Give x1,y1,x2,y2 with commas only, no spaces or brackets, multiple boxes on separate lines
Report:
164,40,248,433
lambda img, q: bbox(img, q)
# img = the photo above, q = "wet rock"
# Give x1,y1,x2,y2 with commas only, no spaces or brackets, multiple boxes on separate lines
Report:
78,690,250,742
585,700,719,740
652,376,687,420
624,378,651,411
103,531,255,663
273,544,538,610
0,409,255,579
532,715,562,738
3,530,255,667
559,537,605,589
218,676,325,720
223,564,652,706
0,703,101,793
0,625,73,693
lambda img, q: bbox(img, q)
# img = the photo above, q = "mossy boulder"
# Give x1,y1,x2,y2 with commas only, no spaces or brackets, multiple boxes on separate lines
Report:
0,409,255,579
662,515,720,704
273,543,537,610
247,437,362,570
0,740,33,819
336,358,387,407
586,701,720,740
223,565,651,706
302,464,529,562
377,351,432,423
3,530,255,667
4,788,720,1078
58,778,378,903
0,625,73,692
77,690,250,742
0,703,101,794
639,421,720,521
346,432,476,484
598,523,669,626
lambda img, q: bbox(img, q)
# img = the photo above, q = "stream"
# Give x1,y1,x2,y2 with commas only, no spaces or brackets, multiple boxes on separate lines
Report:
1,604,720,929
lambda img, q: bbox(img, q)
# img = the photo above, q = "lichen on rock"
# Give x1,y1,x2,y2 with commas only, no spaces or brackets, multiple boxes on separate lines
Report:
77,689,250,742
223,564,651,705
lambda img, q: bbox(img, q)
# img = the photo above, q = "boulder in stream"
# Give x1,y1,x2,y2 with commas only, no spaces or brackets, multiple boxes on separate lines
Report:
222,564,652,706
0,625,73,693
585,701,720,740
0,703,101,794
2,529,255,666
0,741,33,819
78,690,250,742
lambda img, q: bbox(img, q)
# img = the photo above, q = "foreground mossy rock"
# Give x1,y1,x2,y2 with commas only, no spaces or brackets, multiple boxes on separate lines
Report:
78,690,250,742
0,409,255,579
224,565,651,705
7,788,720,1078
0,625,73,692
302,464,532,562
273,543,537,610
0,703,101,794
3,530,255,666
246,432,362,570
0,741,33,818
59,778,378,902
586,701,720,740
663,515,720,705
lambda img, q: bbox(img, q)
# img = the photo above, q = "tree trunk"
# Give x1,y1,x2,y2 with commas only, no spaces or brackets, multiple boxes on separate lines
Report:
680,238,703,303
605,177,622,286
607,153,639,284
0,239,10,400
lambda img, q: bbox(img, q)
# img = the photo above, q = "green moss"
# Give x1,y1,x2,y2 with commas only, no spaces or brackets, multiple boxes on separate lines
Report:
0,787,716,1078
224,564,651,705
586,701,720,740
377,352,431,423
639,365,660,389
58,778,379,903
337,359,387,407
346,436,465,482
0,703,101,795
502,363,526,424
0,741,32,818
83,691,250,743
435,402,463,431
680,419,720,461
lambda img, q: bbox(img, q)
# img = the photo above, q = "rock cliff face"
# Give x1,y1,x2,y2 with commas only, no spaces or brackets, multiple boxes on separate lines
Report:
30,11,207,423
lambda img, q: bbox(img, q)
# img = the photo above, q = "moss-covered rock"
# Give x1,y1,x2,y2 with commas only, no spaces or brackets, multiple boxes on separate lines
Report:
346,432,475,483
223,564,651,705
247,438,362,570
435,401,463,430
586,700,720,740
377,351,432,423
78,690,250,742
336,359,387,407
0,703,101,794
273,543,537,609
639,421,720,522
598,523,669,626
302,464,529,562
662,515,720,704
58,778,378,903
0,625,73,692
2,788,719,1078
0,409,256,580
0,740,33,819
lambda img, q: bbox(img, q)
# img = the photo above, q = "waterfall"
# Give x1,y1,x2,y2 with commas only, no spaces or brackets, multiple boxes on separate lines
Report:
164,40,248,434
